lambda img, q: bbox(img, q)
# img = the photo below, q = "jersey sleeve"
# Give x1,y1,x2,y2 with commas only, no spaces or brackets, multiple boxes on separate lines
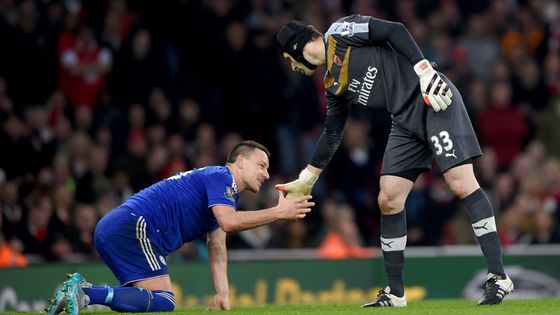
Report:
310,96,351,169
205,172,237,210
325,15,424,65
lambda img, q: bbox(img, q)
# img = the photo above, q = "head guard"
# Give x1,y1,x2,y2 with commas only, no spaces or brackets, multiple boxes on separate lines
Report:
276,20,317,70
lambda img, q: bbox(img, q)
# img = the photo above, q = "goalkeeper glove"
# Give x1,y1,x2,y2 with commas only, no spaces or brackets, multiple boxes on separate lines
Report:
275,168,318,199
414,59,453,112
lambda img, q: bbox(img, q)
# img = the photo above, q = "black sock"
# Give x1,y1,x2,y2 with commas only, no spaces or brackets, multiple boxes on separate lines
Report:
463,189,506,278
380,210,407,297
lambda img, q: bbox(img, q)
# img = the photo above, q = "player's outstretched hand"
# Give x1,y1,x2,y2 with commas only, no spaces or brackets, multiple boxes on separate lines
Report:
207,293,230,311
276,190,314,220
414,59,453,112
275,168,318,199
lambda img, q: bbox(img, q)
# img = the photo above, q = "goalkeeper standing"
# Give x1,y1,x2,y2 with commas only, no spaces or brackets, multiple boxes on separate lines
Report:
275,15,513,307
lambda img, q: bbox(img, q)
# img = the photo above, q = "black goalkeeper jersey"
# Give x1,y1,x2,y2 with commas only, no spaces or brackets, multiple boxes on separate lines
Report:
310,15,426,169
324,15,421,113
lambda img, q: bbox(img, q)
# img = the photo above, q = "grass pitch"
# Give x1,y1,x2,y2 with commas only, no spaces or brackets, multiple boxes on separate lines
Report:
189,299,557,314
3,299,559,315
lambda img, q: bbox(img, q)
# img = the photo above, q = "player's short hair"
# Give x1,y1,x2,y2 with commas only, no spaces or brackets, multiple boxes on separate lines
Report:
227,140,270,164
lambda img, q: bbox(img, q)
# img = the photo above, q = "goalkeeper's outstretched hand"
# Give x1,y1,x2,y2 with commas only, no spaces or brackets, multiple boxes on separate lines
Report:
414,59,453,112
275,168,319,199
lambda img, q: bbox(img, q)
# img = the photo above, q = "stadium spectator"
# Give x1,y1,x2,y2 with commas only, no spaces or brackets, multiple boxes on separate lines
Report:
544,52,560,96
491,172,518,214
536,96,560,157
145,144,170,181
500,6,545,65
403,174,429,245
511,57,550,112
219,21,252,133
51,151,74,190
64,204,98,257
0,213,27,267
100,0,135,55
19,195,57,261
109,168,133,205
51,184,74,231
459,13,500,80
419,174,461,245
94,190,118,217
0,115,37,179
463,78,488,121
147,88,173,127
75,146,111,203
109,29,164,106
313,198,340,245
279,220,311,249
3,0,54,106
477,80,530,169
58,25,112,107
490,57,513,83
170,98,201,140
323,118,378,242
0,181,25,249
510,140,547,185
498,193,531,246
317,203,372,259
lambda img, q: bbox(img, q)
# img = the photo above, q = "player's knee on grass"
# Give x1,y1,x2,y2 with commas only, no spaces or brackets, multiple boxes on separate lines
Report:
149,291,175,312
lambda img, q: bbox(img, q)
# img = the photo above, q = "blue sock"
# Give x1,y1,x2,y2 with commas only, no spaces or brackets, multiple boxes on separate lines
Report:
149,290,175,312
82,286,110,305
83,286,174,312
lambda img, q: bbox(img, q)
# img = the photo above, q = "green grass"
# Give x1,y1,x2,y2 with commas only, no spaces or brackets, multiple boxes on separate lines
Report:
3,299,560,315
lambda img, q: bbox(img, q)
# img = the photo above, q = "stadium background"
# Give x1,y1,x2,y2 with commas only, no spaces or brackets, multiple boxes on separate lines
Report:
1,0,560,311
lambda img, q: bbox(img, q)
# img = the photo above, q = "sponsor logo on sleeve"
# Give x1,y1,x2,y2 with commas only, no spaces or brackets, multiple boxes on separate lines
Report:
340,22,355,37
224,186,236,202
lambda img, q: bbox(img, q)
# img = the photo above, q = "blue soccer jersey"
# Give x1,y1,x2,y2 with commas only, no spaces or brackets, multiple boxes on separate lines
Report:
94,166,239,284
121,166,239,254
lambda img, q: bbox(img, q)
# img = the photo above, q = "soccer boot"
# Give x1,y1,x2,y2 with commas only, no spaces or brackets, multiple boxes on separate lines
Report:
361,286,407,307
478,273,514,305
45,284,67,315
63,273,91,315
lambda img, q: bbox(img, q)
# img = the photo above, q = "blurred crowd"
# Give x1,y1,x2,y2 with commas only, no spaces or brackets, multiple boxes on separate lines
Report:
1,0,560,266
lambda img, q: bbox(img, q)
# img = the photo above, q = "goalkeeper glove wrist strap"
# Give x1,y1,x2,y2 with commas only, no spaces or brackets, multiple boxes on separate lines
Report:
299,168,319,186
413,59,432,77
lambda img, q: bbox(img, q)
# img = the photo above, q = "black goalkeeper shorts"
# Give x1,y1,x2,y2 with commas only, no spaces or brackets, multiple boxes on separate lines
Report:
381,74,481,177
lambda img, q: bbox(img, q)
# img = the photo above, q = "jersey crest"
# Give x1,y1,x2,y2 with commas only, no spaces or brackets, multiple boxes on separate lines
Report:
333,55,343,66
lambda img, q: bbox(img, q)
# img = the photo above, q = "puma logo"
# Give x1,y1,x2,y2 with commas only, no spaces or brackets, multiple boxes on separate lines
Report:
445,149,457,158
473,222,489,230
381,240,394,248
